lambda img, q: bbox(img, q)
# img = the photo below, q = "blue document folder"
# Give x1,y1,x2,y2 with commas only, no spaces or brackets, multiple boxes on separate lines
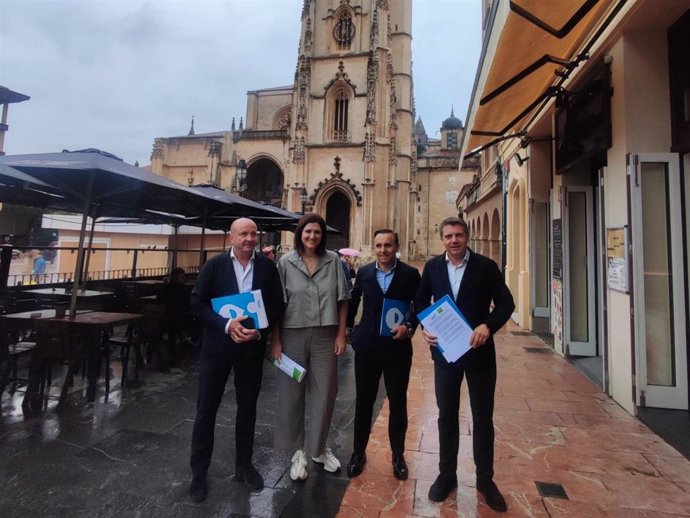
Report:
380,298,410,337
211,290,268,329
416,294,473,362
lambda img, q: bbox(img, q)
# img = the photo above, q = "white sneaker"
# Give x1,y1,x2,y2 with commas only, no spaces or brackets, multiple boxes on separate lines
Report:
312,446,341,472
290,449,308,481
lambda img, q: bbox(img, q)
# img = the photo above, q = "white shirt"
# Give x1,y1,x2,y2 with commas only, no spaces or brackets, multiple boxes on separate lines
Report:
225,248,255,334
231,247,255,293
446,249,470,300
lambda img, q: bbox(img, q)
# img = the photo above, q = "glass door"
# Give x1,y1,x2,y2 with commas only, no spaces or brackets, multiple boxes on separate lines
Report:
630,153,688,409
564,186,596,356
531,201,550,319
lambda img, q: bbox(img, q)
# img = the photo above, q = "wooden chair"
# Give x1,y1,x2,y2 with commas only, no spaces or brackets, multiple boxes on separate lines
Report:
33,319,93,406
110,303,165,386
0,318,37,397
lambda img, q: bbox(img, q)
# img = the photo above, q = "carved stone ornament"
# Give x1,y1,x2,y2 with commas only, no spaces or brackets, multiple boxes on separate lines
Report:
389,136,398,166
302,0,310,18
277,110,291,131
363,132,376,162
370,7,379,48
377,0,389,9
309,156,363,206
366,53,378,124
304,17,313,51
292,136,305,163
151,138,165,159
207,140,222,157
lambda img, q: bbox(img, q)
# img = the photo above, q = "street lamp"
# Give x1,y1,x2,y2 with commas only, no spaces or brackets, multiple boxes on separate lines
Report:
236,159,247,192
299,186,308,213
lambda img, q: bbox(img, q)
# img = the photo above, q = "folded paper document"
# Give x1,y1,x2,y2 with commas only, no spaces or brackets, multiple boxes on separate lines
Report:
273,353,306,383
417,294,473,363
211,290,268,329
380,298,409,337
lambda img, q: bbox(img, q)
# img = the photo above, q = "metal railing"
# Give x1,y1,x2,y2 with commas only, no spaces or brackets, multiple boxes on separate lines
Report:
1,245,207,289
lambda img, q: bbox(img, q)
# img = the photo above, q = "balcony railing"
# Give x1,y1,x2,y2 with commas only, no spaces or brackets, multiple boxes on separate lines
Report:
232,130,288,142
330,129,351,142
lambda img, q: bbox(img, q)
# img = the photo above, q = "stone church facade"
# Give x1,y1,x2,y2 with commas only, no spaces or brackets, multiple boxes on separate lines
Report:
150,0,467,258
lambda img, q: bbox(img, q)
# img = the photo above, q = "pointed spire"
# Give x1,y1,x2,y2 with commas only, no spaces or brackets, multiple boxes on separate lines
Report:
239,117,244,130
188,116,195,136
134,160,140,167
450,105,455,118
231,117,236,131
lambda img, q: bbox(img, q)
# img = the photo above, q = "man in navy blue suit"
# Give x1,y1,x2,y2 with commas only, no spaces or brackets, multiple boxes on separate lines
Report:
189,217,284,502
415,217,514,512
345,229,421,480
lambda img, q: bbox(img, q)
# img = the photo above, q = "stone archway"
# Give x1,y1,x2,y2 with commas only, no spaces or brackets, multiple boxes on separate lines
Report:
325,190,351,251
245,158,284,207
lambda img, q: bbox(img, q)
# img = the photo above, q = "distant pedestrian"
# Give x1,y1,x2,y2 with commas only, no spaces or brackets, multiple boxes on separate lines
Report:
32,250,46,283
262,245,277,261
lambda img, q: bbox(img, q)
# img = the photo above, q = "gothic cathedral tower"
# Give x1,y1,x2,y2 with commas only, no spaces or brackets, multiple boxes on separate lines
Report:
287,0,416,254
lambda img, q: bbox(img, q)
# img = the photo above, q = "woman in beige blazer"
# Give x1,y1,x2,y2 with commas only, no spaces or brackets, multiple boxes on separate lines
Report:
271,213,351,481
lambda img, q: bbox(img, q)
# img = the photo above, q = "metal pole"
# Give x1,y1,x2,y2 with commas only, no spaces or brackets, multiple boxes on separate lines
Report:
81,207,99,287
69,173,94,317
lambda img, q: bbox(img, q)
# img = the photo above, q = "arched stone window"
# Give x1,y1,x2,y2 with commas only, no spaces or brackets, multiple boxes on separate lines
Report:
326,85,352,142
333,10,355,50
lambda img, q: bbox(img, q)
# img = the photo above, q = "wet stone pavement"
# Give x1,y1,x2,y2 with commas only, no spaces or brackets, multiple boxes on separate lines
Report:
0,344,373,518
2,323,690,517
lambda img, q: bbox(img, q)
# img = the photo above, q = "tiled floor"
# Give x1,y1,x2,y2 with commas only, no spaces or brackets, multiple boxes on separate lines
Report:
337,323,690,518
1,321,689,517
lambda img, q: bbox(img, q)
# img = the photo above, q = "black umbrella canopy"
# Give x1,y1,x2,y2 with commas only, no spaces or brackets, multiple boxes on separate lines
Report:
0,151,205,219
0,163,73,210
189,184,296,230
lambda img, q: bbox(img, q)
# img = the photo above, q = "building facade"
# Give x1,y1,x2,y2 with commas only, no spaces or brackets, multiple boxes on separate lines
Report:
463,0,690,415
150,0,424,257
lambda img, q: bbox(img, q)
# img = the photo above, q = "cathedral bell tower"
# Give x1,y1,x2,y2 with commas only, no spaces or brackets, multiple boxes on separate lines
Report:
287,0,416,255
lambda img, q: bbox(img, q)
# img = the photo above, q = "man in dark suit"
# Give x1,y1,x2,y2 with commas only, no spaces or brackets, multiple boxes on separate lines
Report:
415,217,514,512
189,217,284,502
345,229,421,480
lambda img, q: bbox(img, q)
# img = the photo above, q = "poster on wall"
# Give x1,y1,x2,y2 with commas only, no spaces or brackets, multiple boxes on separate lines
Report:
552,218,562,280
607,226,628,293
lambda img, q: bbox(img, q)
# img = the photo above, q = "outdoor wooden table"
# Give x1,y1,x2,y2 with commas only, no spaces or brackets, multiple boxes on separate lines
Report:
67,311,142,401
22,288,115,310
1,308,90,321
6,310,142,413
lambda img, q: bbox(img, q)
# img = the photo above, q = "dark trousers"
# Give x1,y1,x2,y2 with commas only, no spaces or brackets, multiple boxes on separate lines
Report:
353,342,412,457
434,356,496,483
190,342,265,476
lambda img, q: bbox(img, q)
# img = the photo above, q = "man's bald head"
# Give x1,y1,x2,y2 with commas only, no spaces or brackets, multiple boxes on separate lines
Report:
230,218,258,260
230,217,257,235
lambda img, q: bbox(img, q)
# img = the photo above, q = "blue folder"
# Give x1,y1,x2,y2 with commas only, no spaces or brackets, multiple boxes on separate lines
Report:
380,298,410,337
211,290,268,329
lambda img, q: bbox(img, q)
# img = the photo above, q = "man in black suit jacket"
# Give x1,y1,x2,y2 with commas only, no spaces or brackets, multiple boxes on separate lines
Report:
188,218,284,502
415,217,514,512
346,229,421,480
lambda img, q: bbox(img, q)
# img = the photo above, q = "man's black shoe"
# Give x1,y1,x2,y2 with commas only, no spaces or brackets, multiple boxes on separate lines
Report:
477,480,508,512
392,454,408,480
428,474,457,502
235,464,264,490
189,474,207,502
346,452,366,478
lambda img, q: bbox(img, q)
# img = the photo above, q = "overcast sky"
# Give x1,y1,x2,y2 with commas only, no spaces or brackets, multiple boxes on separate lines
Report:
0,0,482,165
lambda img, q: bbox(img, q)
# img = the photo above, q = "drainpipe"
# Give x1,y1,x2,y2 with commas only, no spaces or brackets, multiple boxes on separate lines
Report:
498,158,508,275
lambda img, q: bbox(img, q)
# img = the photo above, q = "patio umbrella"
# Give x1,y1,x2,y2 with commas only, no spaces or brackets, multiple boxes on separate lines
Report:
0,163,69,209
0,150,230,314
338,247,360,257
